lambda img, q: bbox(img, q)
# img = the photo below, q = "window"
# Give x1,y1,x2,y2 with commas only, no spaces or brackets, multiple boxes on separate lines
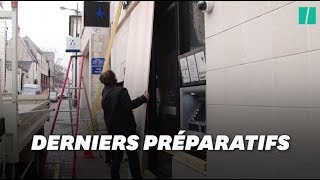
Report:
179,1,205,54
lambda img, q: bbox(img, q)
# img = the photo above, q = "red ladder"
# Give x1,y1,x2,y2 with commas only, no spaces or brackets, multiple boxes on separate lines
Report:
42,55,85,178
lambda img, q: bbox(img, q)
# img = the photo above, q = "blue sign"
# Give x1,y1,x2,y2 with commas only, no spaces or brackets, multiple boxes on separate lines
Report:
91,58,105,74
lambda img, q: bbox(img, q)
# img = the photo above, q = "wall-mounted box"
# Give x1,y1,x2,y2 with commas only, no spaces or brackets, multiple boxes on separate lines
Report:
178,46,206,87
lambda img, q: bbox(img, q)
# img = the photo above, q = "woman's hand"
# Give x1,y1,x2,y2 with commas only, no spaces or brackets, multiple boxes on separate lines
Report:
143,91,149,101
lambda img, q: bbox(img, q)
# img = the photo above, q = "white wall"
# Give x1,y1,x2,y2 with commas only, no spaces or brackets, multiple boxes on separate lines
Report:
5,38,38,93
79,25,110,131
109,1,141,81
4,68,23,93
0,20,5,92
25,62,35,84
205,1,320,178
89,32,109,129
0,4,6,93
40,55,49,76
111,15,130,82
111,1,137,25
4,69,11,93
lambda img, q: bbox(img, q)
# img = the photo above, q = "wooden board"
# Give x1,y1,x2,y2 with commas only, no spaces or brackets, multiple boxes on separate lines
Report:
123,1,155,166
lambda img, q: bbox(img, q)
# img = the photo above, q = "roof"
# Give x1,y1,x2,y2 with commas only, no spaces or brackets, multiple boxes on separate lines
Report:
6,37,38,63
19,37,38,63
7,35,50,65
23,36,42,54
23,36,50,63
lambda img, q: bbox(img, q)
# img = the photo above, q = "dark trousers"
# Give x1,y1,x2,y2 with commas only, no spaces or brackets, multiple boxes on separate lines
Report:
105,150,123,165
111,149,142,179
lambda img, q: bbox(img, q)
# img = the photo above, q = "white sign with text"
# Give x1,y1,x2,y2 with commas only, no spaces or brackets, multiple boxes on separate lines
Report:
66,37,80,53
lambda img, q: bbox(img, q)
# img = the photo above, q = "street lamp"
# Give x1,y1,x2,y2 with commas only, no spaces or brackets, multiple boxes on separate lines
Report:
59,3,81,38
59,6,81,15
59,6,67,10
60,3,81,107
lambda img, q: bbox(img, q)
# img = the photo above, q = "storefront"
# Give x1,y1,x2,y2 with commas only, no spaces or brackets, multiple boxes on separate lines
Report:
108,1,207,178
83,1,320,178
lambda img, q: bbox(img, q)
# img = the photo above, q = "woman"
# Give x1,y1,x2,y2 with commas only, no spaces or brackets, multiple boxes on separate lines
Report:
100,70,149,179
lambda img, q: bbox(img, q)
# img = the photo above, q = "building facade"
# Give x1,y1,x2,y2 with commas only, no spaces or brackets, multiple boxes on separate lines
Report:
0,1,7,94
77,1,320,179
79,31,110,128
5,36,50,93
23,36,50,92
205,1,319,179
43,51,55,91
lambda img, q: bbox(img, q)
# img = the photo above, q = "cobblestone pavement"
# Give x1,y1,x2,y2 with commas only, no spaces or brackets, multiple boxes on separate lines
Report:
42,99,77,178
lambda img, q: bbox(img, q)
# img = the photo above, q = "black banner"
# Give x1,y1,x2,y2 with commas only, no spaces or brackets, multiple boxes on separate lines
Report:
84,1,110,27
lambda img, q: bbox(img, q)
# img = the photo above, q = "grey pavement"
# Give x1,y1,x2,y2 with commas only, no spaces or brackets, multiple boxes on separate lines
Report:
43,99,76,179
41,99,157,179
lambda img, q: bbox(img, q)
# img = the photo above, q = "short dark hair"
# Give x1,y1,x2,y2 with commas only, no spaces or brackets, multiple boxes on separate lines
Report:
100,70,117,86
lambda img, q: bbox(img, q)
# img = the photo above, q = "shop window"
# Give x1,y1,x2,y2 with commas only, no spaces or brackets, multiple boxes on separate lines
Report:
179,1,205,55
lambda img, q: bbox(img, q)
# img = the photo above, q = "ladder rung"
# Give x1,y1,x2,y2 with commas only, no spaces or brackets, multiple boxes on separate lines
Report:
66,98,86,101
56,119,91,121
79,119,91,121
66,98,77,100
64,87,84,89
56,122,76,125
58,110,77,113
80,108,89,110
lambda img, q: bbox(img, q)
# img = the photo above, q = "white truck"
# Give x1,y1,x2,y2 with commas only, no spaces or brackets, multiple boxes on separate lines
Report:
0,94,51,178
20,84,41,96
0,4,52,178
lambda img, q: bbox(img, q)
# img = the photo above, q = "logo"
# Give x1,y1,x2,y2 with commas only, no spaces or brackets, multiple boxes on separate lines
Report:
299,7,316,25
84,1,110,27
96,5,104,20
66,37,80,53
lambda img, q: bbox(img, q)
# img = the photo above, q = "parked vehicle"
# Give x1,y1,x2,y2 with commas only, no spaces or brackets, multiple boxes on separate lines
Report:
21,84,41,96
50,91,58,102
2,91,50,178
58,91,68,99
0,7,51,179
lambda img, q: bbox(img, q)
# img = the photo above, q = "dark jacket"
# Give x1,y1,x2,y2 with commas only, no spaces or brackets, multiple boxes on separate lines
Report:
101,85,147,135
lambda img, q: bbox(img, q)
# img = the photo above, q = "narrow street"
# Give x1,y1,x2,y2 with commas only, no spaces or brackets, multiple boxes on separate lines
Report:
43,99,76,178
41,99,135,179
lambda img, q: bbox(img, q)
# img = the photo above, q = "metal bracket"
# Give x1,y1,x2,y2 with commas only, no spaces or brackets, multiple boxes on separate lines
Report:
70,55,84,58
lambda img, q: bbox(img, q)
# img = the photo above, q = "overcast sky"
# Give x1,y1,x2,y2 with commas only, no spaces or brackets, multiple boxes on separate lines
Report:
3,1,83,68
